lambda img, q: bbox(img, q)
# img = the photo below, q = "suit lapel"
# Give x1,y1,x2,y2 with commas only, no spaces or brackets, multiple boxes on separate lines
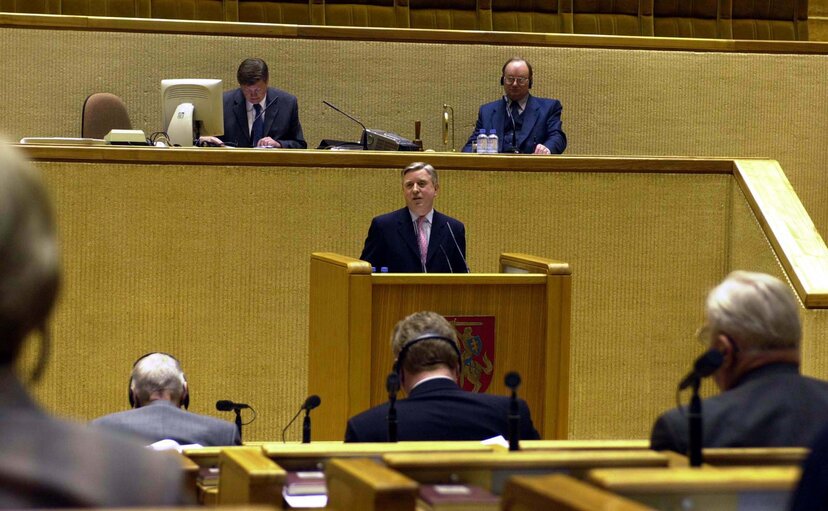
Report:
517,95,539,149
233,91,250,146
395,209,421,265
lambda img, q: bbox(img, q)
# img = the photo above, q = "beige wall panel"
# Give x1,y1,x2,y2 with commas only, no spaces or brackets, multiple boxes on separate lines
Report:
23,159,744,440
1,27,828,241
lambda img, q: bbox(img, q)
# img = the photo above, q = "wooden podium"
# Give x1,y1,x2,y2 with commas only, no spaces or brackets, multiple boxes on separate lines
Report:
308,252,571,440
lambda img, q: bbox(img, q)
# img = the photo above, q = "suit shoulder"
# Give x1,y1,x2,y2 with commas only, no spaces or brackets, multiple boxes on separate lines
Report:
373,208,409,224
269,87,298,103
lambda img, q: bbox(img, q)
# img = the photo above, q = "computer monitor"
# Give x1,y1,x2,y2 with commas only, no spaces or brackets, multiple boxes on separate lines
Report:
161,79,224,147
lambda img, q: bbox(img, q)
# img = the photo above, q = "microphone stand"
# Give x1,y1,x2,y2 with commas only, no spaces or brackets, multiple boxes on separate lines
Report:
234,409,243,442
302,408,312,444
508,388,520,452
688,378,703,467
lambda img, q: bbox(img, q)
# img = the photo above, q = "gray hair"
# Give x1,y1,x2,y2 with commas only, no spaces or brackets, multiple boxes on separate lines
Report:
130,353,187,405
706,271,801,351
0,142,60,364
401,162,438,187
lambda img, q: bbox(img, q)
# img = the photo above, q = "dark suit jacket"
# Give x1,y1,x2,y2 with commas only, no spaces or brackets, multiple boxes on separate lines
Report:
650,363,828,453
789,423,828,511
0,369,186,508
90,400,241,446
462,95,566,154
219,87,307,148
345,378,540,442
360,207,467,273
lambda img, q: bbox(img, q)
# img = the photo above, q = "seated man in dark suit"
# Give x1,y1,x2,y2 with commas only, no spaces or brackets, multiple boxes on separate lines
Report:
91,352,240,446
360,162,468,273
199,57,307,148
789,423,828,510
650,271,828,453
0,143,186,507
462,57,566,155
345,311,540,442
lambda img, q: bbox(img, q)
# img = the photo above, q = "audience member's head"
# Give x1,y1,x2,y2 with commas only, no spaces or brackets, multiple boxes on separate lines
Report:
236,58,269,105
701,271,801,390
129,353,189,408
401,162,439,217
501,57,533,103
391,311,460,392
0,142,60,371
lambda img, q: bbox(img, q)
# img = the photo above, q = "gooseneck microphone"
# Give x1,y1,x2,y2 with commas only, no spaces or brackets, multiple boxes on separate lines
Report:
678,350,724,467
282,395,322,443
386,373,400,443
679,350,724,391
439,245,454,273
216,400,252,441
446,222,470,273
322,100,368,150
505,372,522,451
302,395,322,444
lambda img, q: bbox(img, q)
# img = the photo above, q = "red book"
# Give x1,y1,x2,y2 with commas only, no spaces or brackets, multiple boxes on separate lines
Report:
418,484,499,511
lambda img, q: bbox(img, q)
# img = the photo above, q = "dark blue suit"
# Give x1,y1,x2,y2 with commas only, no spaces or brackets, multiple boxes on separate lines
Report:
790,424,828,510
219,87,307,148
650,364,828,453
360,208,467,273
344,378,540,442
462,95,566,154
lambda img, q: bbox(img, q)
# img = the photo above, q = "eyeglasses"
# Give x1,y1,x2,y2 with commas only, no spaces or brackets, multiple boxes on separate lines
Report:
241,85,265,94
503,76,530,85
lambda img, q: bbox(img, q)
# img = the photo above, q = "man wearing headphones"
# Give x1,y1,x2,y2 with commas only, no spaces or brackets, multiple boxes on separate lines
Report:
0,143,186,507
91,353,240,446
344,311,540,442
462,57,567,155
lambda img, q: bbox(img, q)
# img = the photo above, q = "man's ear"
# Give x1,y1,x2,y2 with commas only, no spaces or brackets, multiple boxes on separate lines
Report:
714,334,737,367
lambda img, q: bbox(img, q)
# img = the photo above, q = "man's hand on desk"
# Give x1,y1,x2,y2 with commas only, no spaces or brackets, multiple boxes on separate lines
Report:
197,136,225,147
257,137,281,148
533,144,551,155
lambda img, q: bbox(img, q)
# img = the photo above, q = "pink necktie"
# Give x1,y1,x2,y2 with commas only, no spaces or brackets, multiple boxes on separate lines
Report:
417,216,428,268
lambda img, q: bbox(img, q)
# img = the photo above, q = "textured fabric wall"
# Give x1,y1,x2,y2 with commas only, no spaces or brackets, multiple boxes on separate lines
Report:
19,159,799,440
4,26,827,438
1,27,827,236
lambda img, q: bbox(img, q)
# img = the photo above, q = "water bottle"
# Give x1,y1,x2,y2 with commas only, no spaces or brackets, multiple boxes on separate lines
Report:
487,129,498,154
476,129,488,154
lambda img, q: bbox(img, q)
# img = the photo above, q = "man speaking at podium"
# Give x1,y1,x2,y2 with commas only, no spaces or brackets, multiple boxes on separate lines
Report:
462,57,566,155
360,162,468,273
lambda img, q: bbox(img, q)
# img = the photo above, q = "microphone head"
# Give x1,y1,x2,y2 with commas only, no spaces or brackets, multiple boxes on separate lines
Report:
303,394,322,411
694,349,724,378
504,371,521,390
216,400,233,411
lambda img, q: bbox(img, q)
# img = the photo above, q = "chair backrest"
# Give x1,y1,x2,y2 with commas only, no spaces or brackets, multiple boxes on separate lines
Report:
81,92,132,139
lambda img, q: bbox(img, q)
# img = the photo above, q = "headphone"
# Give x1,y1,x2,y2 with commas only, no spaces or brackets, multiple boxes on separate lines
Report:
128,352,189,409
392,333,462,381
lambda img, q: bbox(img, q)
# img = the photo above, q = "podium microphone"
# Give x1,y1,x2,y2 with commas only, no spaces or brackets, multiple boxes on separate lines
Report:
679,350,724,467
446,222,469,273
216,400,251,441
386,373,400,443
505,372,522,451
282,395,322,443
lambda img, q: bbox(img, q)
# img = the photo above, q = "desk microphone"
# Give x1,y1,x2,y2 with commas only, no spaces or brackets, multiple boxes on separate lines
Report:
505,372,522,451
440,245,454,273
282,395,322,443
216,400,251,442
322,100,368,150
446,222,470,273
